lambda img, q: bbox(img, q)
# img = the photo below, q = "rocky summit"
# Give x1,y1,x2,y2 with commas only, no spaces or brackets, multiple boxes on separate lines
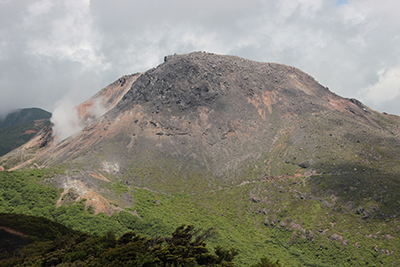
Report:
2,52,400,266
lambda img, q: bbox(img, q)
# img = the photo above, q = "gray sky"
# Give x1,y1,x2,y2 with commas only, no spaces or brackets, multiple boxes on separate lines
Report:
1,0,400,116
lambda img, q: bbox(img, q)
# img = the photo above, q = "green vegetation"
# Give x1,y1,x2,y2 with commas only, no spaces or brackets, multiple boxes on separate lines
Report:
0,120,50,156
0,170,170,237
0,213,79,243
251,257,282,267
0,107,51,156
1,214,244,266
102,170,400,266
0,169,59,216
0,108,51,129
1,168,399,266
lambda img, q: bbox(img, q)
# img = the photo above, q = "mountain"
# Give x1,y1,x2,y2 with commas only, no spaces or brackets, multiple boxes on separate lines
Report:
1,52,400,266
0,107,51,129
3,52,400,185
0,108,51,156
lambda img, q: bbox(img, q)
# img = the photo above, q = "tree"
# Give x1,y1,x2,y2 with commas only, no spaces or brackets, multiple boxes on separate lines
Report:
151,225,238,267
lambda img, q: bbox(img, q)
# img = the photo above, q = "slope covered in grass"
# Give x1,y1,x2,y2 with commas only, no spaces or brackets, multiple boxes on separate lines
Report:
2,169,398,266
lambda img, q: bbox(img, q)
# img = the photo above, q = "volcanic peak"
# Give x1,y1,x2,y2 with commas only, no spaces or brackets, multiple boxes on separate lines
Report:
116,52,337,118
2,52,397,180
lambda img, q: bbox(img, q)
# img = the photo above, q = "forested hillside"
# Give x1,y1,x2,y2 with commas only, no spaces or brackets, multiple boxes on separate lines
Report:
1,169,399,266
0,108,51,156
0,170,280,266
0,108,51,129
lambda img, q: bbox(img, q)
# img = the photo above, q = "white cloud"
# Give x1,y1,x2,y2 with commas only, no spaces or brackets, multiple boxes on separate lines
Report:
25,0,109,72
363,67,400,105
1,0,400,116
27,0,53,16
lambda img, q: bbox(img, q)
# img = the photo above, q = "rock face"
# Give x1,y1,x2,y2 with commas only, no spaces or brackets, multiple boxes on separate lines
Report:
117,52,335,116
2,52,400,193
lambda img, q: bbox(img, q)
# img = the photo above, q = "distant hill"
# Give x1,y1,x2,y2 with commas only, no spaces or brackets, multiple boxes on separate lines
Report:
0,108,51,156
0,108,51,129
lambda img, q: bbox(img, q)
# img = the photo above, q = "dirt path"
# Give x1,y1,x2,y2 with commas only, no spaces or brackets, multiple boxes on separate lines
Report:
0,226,28,238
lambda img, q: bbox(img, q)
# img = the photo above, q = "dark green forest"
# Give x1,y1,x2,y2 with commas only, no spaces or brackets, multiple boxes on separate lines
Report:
2,214,279,267
0,108,51,156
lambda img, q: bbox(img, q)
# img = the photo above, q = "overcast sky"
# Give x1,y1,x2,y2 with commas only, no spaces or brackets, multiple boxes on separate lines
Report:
1,0,400,116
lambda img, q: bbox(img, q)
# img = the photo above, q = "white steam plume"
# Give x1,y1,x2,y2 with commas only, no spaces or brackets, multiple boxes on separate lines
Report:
51,97,83,143
51,95,108,143
84,97,108,124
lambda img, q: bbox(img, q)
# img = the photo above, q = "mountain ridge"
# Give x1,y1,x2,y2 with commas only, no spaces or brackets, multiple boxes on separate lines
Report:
0,107,51,129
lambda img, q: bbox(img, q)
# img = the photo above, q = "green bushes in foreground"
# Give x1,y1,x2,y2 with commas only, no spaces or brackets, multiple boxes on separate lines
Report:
0,213,280,267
